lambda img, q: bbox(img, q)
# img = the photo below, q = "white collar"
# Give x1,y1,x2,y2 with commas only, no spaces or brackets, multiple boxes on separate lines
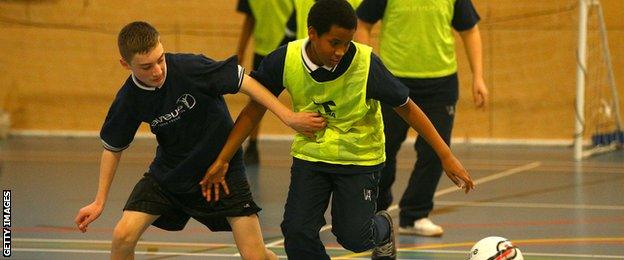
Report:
301,38,337,73
131,73,165,91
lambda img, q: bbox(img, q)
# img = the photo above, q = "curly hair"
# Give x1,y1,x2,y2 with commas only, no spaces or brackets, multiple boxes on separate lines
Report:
307,0,357,36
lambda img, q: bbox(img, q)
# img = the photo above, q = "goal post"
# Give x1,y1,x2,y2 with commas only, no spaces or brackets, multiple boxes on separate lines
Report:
573,0,623,160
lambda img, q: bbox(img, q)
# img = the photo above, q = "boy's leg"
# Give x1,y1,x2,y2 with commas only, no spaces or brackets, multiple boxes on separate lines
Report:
281,160,332,260
228,214,277,260
117,175,191,258
378,103,410,211
111,210,159,259
330,171,390,252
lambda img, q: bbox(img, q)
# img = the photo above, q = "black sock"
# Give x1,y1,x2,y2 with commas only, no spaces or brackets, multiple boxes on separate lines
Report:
374,215,390,245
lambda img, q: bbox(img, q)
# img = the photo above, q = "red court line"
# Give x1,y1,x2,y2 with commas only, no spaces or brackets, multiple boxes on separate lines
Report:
441,216,624,229
399,237,624,250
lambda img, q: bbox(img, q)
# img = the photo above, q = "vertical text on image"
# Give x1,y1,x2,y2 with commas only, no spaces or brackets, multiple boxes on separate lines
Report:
3,190,11,257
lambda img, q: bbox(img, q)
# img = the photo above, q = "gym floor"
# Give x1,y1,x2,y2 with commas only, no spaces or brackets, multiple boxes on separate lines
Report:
1,136,622,259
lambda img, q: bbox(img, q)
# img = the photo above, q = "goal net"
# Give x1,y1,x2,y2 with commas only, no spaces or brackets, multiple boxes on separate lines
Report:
573,0,623,160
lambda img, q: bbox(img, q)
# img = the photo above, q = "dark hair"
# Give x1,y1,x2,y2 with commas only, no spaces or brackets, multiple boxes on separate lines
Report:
307,0,357,36
117,21,160,63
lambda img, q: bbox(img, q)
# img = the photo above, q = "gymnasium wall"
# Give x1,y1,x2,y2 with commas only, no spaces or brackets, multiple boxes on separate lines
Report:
0,0,622,140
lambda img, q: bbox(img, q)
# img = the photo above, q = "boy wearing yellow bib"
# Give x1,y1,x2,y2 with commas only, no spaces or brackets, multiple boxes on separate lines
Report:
202,1,474,259
356,0,487,237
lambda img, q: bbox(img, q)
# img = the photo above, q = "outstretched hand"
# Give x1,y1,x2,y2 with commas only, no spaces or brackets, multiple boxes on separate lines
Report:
286,112,327,138
75,202,103,233
472,77,488,110
441,155,475,193
200,159,230,202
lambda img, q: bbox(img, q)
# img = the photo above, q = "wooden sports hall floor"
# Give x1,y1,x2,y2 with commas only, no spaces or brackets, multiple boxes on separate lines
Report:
0,136,622,259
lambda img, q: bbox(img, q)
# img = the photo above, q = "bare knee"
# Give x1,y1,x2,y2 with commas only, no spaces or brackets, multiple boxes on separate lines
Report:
111,223,140,252
109,211,157,260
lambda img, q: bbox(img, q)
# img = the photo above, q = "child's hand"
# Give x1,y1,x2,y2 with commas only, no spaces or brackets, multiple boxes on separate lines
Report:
200,160,230,202
441,155,475,193
75,202,104,233
287,112,327,138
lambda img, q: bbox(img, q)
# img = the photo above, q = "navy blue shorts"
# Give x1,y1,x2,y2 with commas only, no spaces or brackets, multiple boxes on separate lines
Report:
124,171,261,231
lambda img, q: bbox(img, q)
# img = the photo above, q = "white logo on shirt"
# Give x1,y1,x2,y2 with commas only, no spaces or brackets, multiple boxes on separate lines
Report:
151,94,196,127
446,105,455,116
363,189,372,201
177,94,196,109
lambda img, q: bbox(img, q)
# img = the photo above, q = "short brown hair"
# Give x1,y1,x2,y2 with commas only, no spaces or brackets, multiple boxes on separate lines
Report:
117,21,160,63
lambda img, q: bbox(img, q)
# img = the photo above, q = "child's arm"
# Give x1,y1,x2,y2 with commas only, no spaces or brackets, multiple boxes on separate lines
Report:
75,150,122,232
354,19,374,45
200,75,326,201
394,99,475,193
236,13,254,65
239,74,326,136
200,100,267,201
458,25,488,109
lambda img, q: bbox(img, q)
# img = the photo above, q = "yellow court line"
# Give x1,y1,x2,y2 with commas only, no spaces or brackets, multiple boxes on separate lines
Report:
333,237,624,259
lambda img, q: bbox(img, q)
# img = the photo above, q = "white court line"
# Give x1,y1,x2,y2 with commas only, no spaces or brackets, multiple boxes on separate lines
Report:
436,200,624,211
15,237,248,258
14,238,234,247
387,161,542,212
13,248,252,258
266,161,542,248
265,237,288,248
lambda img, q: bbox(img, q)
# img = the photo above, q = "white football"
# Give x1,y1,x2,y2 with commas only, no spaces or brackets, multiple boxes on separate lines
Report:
467,236,524,260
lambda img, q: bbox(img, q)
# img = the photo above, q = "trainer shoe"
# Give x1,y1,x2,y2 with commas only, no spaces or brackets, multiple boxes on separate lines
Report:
398,218,444,237
372,210,396,260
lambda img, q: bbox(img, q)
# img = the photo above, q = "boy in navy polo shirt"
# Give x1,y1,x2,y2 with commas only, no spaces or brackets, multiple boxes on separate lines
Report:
201,1,475,259
74,21,325,259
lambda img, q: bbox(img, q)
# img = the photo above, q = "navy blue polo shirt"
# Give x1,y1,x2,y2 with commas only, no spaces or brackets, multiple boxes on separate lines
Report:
100,53,245,192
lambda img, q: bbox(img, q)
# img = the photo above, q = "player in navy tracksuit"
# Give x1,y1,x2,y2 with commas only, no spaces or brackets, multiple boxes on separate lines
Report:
356,0,486,237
